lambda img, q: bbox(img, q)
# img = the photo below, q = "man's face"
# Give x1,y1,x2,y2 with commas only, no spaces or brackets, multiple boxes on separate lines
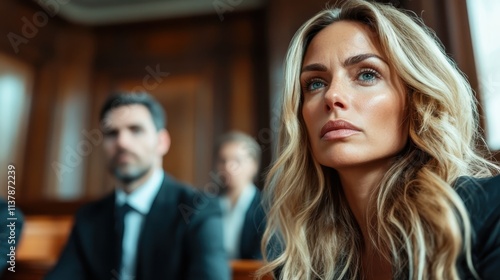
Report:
101,104,168,184
216,141,258,191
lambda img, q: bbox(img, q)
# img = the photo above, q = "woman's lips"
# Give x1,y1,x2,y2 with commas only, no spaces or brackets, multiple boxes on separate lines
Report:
320,120,361,140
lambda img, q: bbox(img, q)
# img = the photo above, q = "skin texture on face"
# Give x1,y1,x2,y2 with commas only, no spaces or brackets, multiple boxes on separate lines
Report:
216,141,258,193
301,20,408,174
102,104,170,192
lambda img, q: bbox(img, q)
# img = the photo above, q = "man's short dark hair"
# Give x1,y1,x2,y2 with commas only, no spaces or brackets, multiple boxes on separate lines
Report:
99,92,166,130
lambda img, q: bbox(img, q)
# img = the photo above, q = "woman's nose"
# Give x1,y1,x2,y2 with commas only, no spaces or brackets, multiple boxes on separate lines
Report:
323,81,348,112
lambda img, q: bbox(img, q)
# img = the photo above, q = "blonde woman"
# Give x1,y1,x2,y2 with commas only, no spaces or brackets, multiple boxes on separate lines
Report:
259,0,500,279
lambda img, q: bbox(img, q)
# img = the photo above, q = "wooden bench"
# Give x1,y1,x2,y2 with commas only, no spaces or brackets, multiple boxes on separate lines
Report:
4,260,271,280
2,215,73,280
15,215,74,263
231,260,272,280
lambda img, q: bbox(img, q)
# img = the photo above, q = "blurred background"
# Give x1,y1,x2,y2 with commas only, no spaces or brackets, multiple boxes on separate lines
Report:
0,0,499,278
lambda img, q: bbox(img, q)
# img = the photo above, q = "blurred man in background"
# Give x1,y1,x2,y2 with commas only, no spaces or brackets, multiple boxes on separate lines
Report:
214,131,266,260
46,92,229,280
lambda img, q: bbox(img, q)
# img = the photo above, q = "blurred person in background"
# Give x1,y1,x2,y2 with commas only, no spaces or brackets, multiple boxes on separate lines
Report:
214,131,266,260
46,92,229,280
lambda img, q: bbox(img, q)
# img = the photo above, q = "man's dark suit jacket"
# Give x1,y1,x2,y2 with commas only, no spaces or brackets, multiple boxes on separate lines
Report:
239,189,266,260
45,173,230,280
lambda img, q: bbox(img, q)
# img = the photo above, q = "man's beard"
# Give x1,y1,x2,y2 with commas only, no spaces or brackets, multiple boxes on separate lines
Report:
112,165,150,184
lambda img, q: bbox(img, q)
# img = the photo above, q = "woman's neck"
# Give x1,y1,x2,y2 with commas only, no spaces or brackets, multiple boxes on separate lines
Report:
337,163,390,240
336,163,393,279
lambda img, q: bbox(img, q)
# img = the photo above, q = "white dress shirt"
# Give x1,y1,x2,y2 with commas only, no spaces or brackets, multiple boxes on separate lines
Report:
219,184,257,259
115,168,164,280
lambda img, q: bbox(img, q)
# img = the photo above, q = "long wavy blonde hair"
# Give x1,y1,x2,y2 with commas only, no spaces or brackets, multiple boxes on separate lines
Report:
259,1,498,279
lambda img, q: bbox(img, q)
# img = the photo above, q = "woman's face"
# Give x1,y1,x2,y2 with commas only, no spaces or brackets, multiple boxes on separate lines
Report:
301,20,408,172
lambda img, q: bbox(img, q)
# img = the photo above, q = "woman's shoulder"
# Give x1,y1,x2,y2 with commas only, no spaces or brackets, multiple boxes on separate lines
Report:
454,175,500,279
454,175,500,225
454,175,500,217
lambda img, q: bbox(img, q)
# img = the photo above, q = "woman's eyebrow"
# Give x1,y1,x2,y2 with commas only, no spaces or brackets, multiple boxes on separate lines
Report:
301,63,327,73
343,53,387,67
301,53,388,74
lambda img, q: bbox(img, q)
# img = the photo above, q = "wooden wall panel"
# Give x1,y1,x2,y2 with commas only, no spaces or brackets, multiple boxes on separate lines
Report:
2,0,269,213
0,0,98,204
84,72,115,198
43,28,95,200
0,54,33,198
22,60,57,201
230,55,255,134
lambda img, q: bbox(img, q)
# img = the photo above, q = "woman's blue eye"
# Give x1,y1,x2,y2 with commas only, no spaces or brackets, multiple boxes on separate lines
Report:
308,81,324,91
359,72,376,81
357,69,380,84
